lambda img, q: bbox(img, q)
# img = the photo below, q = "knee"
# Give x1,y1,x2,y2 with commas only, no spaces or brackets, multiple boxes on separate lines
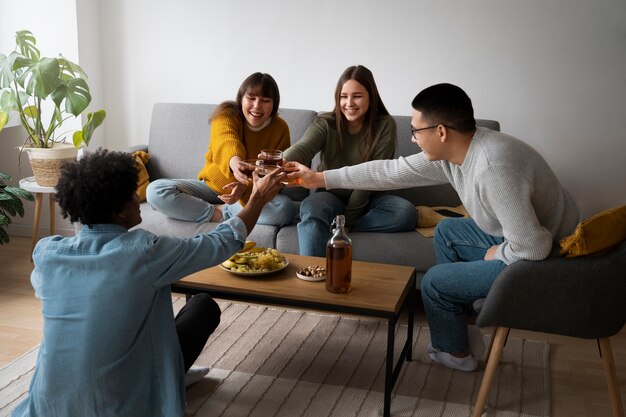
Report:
396,200,418,229
274,195,296,223
420,266,445,301
146,179,172,206
298,196,316,217
262,195,295,226
434,218,456,244
192,293,221,330
299,194,338,221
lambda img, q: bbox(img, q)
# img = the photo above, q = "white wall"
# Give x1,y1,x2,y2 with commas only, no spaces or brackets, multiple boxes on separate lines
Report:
2,0,626,240
99,0,626,217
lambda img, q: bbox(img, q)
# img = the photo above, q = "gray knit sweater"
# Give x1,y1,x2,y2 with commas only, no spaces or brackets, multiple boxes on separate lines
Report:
324,127,581,264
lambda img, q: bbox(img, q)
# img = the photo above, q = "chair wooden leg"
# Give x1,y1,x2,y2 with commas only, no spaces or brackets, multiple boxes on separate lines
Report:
472,327,509,417
485,326,498,359
598,337,624,417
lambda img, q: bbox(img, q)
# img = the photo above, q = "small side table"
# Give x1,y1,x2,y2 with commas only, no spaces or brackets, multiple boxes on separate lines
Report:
19,176,56,255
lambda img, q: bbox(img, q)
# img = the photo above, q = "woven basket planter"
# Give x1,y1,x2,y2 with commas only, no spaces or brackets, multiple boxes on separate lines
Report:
25,143,79,187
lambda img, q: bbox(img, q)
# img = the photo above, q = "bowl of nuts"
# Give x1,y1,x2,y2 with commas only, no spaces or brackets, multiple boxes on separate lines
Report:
296,266,326,282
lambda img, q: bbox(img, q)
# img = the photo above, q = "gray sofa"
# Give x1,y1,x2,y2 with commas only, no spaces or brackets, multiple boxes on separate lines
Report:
131,103,500,284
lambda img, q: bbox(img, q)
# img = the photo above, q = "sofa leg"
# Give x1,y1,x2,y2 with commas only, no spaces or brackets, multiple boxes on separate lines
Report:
598,337,624,417
472,326,509,417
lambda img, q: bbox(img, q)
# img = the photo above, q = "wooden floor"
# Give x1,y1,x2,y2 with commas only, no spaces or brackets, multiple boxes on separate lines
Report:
1,235,624,416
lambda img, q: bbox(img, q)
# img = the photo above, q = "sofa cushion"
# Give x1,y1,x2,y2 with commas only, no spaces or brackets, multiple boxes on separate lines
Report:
147,103,217,180
137,203,279,249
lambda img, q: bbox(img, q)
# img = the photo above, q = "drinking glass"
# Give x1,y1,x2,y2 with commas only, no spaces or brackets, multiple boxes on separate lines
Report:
260,149,284,167
238,159,262,182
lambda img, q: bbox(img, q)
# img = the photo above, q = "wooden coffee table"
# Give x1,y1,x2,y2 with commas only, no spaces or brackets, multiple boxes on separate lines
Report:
172,254,416,417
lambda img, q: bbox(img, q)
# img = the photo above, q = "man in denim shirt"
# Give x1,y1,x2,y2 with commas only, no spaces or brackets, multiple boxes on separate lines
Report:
13,149,287,417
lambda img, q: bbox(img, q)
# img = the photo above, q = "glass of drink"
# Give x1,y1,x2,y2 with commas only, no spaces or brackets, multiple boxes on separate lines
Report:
238,159,262,182
260,149,284,167
257,162,281,178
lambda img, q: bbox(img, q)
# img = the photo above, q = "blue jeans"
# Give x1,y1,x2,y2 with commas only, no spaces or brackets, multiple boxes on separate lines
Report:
421,218,506,354
146,179,295,227
297,191,417,256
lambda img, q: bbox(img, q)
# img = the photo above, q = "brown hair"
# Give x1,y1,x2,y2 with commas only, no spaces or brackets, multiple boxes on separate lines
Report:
210,72,281,122
320,65,390,161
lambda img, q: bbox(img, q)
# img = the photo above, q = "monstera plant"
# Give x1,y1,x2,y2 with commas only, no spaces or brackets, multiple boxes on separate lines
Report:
0,30,105,147
0,30,106,186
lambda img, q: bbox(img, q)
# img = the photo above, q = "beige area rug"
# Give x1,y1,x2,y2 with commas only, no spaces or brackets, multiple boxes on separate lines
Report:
0,299,550,417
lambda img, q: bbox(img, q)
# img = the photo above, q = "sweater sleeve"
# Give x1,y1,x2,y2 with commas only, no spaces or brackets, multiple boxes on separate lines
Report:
324,152,449,191
209,115,246,178
283,118,328,165
145,217,249,288
478,165,554,263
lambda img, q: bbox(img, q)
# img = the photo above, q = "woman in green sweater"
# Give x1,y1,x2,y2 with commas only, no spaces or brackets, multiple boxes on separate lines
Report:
283,65,416,256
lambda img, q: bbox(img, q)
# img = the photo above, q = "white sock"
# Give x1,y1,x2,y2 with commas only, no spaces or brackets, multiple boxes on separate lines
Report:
429,351,478,372
468,325,486,359
185,366,209,387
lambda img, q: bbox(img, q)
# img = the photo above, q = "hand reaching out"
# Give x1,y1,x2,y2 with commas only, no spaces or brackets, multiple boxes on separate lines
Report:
236,167,287,234
232,160,253,184
219,181,247,205
248,166,286,206
283,161,326,189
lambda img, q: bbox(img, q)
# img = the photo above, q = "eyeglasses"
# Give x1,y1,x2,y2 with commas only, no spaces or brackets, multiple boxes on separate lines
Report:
410,124,455,139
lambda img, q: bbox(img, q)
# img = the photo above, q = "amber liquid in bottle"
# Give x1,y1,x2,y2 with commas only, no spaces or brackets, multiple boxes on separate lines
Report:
325,215,352,293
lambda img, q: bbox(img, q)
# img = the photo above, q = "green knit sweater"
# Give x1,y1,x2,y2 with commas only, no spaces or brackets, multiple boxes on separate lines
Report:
284,115,396,226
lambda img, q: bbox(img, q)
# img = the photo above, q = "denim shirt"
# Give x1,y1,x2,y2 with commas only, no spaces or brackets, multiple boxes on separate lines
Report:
12,219,247,417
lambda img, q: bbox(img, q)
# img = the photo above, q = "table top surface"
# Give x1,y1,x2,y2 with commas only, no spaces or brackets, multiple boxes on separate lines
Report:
19,176,56,193
175,253,416,316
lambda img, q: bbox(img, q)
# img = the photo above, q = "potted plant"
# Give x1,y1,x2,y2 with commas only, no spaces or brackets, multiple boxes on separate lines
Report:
0,171,33,245
0,30,105,186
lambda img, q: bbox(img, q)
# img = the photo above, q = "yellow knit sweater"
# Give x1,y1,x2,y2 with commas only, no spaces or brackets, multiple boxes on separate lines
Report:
198,113,290,203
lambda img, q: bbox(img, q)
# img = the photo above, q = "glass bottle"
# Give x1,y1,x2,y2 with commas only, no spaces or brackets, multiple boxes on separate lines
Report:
325,215,352,293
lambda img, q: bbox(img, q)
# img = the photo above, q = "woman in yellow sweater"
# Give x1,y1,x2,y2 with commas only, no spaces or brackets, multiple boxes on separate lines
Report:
147,73,295,226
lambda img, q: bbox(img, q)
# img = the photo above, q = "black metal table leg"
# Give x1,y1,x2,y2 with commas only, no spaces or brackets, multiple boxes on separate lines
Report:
407,276,415,361
384,315,396,417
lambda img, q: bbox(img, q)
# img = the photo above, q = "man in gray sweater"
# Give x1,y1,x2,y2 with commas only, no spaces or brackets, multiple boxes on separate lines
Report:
285,83,580,371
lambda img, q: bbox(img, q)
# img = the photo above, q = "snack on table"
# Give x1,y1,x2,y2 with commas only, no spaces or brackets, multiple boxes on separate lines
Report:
297,266,326,278
221,241,286,273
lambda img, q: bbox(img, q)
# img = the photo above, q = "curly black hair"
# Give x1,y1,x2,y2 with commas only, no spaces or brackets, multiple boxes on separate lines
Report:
55,148,139,227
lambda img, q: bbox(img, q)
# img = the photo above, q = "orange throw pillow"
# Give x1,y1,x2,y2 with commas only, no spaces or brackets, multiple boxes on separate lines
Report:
559,205,626,257
133,151,150,202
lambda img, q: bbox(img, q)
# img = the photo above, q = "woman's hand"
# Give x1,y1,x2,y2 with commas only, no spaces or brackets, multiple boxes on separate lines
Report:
229,156,249,184
283,161,326,189
219,181,247,204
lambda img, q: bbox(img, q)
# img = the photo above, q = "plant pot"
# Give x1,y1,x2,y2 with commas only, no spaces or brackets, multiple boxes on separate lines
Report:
25,143,79,187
